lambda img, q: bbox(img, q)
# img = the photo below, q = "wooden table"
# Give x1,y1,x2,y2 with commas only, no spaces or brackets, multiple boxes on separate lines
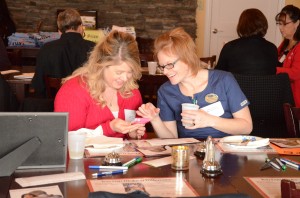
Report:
3,66,35,102
6,47,40,66
3,145,300,198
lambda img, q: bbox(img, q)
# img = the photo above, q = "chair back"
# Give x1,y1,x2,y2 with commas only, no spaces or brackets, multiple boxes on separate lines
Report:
200,55,217,69
44,76,62,98
138,74,168,105
283,103,300,138
7,49,22,66
139,53,154,67
233,73,294,138
281,179,300,198
136,37,154,54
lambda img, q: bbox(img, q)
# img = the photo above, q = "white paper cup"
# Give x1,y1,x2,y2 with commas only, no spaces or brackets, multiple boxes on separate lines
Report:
181,103,199,127
147,61,157,75
68,132,86,159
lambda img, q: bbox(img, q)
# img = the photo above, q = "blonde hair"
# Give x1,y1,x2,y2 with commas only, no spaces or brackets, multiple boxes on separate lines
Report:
63,30,142,106
153,27,202,76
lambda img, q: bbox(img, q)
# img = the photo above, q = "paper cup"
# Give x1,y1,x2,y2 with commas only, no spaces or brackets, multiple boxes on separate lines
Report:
68,132,86,159
147,61,157,75
181,103,199,127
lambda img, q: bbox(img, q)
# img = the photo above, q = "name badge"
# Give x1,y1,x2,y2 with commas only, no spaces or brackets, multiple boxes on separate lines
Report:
201,101,224,117
205,93,219,103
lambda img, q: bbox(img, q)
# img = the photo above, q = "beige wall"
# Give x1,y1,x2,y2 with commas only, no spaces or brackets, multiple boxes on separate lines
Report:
286,0,300,7
196,0,300,57
195,0,206,57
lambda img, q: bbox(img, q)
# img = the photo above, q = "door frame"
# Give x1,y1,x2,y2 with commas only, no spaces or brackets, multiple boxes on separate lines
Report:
203,0,286,56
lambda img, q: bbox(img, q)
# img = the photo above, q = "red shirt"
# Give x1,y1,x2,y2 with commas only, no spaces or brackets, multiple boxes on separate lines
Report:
277,42,300,107
54,76,143,138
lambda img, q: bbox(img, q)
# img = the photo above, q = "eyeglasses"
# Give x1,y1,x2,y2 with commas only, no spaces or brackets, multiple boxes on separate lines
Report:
276,21,294,26
157,58,179,71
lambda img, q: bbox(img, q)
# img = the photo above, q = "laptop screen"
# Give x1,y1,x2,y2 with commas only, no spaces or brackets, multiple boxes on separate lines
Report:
0,112,68,171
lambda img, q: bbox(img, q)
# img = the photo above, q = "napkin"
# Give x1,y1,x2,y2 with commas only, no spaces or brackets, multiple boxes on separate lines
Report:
70,125,124,149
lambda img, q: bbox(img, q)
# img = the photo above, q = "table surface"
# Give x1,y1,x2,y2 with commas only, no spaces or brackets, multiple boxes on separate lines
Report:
3,143,300,198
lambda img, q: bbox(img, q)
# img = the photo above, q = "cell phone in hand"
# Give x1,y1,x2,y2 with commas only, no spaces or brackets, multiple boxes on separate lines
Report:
132,118,151,124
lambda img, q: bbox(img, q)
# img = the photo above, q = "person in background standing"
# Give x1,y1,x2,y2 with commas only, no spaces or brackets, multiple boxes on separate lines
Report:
215,8,278,75
31,8,95,97
55,30,146,139
0,0,16,46
276,5,300,107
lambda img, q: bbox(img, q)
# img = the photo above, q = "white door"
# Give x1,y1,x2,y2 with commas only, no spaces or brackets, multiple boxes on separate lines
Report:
203,0,285,59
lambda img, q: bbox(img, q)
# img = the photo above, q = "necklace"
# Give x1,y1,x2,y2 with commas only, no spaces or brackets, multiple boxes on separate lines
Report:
104,91,116,107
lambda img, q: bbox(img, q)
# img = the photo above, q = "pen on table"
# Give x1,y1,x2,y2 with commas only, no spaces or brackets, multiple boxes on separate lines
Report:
260,161,271,171
280,158,300,170
122,157,143,167
274,157,286,170
89,165,128,170
265,158,281,171
92,170,127,178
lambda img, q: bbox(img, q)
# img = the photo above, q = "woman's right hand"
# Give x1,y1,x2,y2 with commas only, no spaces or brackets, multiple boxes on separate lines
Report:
136,103,160,121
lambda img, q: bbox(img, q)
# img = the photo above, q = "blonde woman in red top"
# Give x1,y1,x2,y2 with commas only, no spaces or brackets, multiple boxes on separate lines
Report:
55,30,146,139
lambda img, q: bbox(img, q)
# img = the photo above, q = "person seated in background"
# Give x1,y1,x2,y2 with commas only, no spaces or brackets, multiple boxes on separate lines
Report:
0,39,11,71
31,8,95,97
276,5,300,107
0,73,19,111
136,27,252,139
55,30,146,139
215,8,278,75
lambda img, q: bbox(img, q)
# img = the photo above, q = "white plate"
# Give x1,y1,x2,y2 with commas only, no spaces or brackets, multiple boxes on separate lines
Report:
219,135,270,149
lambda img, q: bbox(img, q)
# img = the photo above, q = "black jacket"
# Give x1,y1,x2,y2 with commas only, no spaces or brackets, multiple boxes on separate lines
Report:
215,36,278,75
31,32,95,95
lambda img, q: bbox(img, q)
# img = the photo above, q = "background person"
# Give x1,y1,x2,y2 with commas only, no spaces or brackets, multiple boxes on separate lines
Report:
276,5,300,107
0,38,11,71
31,8,95,97
55,30,146,139
215,8,278,75
137,27,252,139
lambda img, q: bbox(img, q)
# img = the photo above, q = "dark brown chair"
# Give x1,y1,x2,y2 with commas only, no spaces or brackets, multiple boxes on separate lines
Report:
136,37,154,54
7,49,22,66
138,74,168,105
44,76,62,98
139,53,154,67
233,73,294,138
138,74,168,134
281,179,300,198
200,55,217,69
283,103,300,138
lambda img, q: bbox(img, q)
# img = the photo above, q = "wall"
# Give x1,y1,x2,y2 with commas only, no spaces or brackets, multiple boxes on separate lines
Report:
6,0,197,40
195,0,300,57
286,0,300,8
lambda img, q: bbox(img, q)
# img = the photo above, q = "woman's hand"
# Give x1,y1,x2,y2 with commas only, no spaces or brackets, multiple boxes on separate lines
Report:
136,103,160,121
128,125,146,139
110,118,145,138
181,109,215,129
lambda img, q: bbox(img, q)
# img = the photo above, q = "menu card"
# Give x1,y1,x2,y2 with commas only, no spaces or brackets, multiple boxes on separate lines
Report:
87,177,199,197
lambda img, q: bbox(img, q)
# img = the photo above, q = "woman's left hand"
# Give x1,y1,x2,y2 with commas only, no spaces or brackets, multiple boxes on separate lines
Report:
181,109,214,129
128,125,146,139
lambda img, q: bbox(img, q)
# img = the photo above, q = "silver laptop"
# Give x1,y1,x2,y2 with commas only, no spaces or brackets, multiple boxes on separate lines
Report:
0,112,68,176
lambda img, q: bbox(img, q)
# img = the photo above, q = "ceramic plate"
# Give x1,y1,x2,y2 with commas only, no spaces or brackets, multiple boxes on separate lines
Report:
219,135,270,149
